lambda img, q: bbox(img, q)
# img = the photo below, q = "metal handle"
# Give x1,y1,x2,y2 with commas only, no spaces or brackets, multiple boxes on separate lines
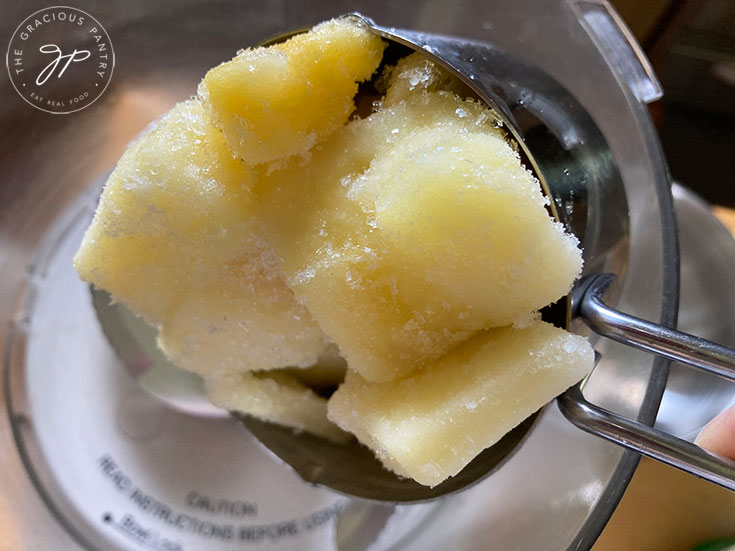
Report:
559,273,735,490
558,385,735,490
580,273,735,380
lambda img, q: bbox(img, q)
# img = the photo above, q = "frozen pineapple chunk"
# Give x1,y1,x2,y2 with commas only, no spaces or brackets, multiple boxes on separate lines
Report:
200,17,385,164
327,320,594,486
379,52,468,107
74,99,328,376
257,89,582,382
156,237,329,376
75,99,254,323
360,125,582,329
207,371,348,442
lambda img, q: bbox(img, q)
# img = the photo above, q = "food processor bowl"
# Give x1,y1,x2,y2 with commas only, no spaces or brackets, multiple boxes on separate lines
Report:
0,1,702,549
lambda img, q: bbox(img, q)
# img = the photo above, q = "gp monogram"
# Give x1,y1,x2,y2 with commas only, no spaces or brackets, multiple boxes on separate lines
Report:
6,6,114,114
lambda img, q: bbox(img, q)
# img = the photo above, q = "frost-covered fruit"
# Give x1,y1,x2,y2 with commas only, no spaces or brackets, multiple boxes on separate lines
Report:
200,17,386,165
327,320,594,486
207,370,349,443
257,74,582,382
74,99,329,377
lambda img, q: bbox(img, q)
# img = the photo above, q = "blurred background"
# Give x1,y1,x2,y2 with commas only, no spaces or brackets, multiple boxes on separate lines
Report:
613,0,734,208
602,2,735,548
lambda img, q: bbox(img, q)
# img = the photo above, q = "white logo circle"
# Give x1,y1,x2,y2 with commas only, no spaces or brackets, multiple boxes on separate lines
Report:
6,6,115,114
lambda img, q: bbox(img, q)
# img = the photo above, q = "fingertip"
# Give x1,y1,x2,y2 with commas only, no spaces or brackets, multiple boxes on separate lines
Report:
695,405,735,460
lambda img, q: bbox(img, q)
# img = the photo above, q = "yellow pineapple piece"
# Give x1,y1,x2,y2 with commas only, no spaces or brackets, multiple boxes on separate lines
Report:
76,25,590,465
378,52,468,107
75,99,254,323
207,371,348,442
200,17,385,164
74,99,328,376
363,125,582,329
257,87,581,382
203,344,346,439
156,238,330,376
327,320,594,486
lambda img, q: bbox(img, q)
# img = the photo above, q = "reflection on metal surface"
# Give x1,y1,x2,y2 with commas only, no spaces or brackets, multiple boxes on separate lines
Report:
92,286,227,419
